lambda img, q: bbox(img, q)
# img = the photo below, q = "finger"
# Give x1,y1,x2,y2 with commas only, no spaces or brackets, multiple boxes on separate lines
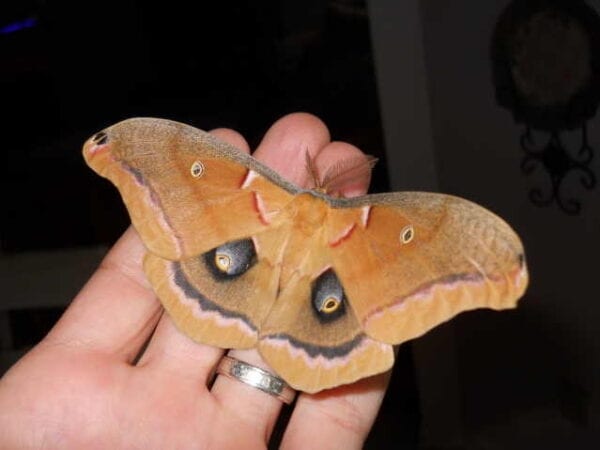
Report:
280,372,390,449
253,112,331,186
315,141,372,197
279,134,381,448
209,128,250,152
136,128,251,378
211,113,332,437
44,227,162,361
213,349,290,440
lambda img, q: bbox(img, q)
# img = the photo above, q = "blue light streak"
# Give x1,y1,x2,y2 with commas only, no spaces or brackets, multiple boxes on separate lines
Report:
0,17,38,35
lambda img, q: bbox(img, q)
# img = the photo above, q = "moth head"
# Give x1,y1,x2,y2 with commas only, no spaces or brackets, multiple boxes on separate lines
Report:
304,150,377,197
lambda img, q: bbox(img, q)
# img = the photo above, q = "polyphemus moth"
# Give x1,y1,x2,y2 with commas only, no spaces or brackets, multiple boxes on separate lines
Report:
83,118,528,393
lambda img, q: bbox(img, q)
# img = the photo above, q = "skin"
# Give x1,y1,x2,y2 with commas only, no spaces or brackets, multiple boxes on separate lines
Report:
0,113,390,449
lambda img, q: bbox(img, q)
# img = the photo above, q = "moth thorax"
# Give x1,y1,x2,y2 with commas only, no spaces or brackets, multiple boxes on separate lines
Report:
294,193,328,232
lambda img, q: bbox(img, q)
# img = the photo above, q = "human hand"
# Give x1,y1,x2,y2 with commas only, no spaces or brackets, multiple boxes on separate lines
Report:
0,113,390,449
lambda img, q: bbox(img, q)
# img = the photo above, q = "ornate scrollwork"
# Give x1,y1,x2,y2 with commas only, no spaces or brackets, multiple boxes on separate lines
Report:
520,126,595,214
492,0,600,215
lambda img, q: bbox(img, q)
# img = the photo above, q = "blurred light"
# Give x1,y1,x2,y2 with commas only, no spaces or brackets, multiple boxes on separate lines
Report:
0,17,38,35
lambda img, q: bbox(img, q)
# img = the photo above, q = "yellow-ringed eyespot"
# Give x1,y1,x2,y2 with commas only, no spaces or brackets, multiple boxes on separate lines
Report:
215,253,231,272
190,161,205,178
205,239,257,278
312,269,346,323
400,225,414,244
320,297,342,313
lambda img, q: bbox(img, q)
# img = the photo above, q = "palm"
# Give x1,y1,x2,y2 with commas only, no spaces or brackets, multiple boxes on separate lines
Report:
2,345,258,447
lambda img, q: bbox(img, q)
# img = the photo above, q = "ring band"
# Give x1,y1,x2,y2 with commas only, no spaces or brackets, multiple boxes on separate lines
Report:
216,356,296,404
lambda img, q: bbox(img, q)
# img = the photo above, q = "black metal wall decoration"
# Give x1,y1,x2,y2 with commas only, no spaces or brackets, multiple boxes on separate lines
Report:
491,0,600,215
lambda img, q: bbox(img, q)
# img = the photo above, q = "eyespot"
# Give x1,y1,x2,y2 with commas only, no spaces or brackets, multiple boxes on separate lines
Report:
91,131,108,145
320,297,341,314
190,161,205,178
204,238,256,279
312,269,346,323
400,225,414,244
215,253,231,272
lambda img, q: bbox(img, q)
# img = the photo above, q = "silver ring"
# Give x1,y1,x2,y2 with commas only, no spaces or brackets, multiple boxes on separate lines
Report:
216,356,296,404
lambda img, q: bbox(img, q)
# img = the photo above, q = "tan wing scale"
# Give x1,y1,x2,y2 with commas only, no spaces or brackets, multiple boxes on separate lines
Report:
328,192,528,344
83,118,529,393
83,118,295,259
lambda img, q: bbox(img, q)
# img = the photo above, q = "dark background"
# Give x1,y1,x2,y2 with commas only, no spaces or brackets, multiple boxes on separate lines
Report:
1,0,418,448
1,0,390,253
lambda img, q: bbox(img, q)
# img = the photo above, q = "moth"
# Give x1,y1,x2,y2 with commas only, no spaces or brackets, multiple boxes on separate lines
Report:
83,118,528,393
